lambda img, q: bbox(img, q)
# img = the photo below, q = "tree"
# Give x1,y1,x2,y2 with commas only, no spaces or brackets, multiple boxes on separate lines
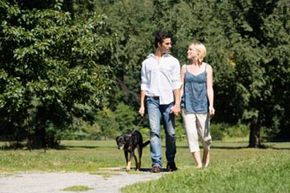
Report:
258,0,290,141
230,0,290,146
0,0,114,148
1,0,289,147
90,0,156,109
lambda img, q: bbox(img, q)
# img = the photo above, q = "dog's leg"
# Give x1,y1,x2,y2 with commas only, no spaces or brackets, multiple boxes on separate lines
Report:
126,151,135,172
124,151,128,163
137,144,142,170
132,152,138,171
124,151,130,171
126,160,132,171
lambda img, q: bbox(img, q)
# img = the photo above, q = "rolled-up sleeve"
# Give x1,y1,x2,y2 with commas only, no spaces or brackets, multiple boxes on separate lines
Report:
172,60,181,90
140,54,180,104
141,62,148,90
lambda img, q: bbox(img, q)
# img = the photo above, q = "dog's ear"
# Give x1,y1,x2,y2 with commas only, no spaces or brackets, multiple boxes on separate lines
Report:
116,136,120,142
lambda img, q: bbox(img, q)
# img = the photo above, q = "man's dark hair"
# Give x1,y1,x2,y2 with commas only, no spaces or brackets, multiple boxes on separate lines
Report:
154,31,172,48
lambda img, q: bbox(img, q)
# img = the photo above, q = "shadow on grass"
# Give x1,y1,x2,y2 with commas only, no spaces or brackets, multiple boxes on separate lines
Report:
0,144,116,151
177,144,290,150
177,145,247,150
259,144,290,150
57,145,119,150
62,143,290,151
2,142,290,151
118,167,171,173
139,168,171,173
99,166,171,173
211,145,248,149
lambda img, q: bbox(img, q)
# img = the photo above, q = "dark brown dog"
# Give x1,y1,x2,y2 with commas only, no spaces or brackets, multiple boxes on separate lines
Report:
116,130,150,171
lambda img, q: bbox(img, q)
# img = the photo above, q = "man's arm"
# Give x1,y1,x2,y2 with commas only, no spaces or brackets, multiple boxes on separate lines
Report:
171,61,182,116
139,61,147,117
139,90,146,117
171,88,181,116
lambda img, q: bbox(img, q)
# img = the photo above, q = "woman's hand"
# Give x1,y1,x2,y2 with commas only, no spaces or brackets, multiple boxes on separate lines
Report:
209,106,215,117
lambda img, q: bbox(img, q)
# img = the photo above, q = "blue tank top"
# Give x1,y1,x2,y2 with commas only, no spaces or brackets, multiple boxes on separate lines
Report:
182,64,208,113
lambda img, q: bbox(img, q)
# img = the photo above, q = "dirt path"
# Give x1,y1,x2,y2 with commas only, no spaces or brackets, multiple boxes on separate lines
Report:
0,169,164,193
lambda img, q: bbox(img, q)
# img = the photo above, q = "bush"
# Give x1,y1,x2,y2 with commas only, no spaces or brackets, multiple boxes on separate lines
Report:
225,124,249,138
210,123,249,141
210,123,227,140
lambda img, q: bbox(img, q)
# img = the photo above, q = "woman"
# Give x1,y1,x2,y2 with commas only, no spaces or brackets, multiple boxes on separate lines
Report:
181,41,215,168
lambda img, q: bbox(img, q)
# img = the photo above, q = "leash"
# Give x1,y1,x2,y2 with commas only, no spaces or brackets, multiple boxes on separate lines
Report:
136,117,144,127
130,117,145,134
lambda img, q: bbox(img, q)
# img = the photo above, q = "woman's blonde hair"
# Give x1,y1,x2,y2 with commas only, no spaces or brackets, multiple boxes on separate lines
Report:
190,41,207,63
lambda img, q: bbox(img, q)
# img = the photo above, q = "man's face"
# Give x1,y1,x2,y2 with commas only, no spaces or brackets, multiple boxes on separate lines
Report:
158,38,172,54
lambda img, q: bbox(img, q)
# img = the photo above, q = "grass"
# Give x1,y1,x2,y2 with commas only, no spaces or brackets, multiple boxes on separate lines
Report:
63,185,93,192
0,140,122,173
1,140,290,193
123,141,290,193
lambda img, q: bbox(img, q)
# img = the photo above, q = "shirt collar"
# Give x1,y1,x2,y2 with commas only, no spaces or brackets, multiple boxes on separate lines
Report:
147,53,171,58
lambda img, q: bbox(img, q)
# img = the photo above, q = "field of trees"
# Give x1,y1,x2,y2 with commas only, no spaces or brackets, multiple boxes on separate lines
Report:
0,0,289,148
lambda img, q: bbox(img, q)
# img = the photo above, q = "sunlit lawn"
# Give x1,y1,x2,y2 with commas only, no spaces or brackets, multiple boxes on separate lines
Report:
1,139,290,193
0,140,123,173
124,141,290,193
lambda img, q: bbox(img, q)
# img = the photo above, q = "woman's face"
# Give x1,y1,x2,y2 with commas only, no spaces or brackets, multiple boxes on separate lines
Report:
187,44,199,60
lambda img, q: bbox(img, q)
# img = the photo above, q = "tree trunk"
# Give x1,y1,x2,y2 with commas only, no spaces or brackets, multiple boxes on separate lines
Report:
29,127,46,149
248,117,261,148
27,126,60,149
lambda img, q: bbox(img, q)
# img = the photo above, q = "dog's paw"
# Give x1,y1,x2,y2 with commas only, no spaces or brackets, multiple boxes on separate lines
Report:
126,167,131,172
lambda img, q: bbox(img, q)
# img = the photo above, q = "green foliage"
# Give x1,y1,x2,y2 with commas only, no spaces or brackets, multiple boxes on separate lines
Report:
114,103,138,133
0,1,114,147
210,123,227,141
95,107,119,139
1,0,289,147
62,103,139,140
95,103,138,139
225,124,249,138
210,123,249,141
99,0,156,109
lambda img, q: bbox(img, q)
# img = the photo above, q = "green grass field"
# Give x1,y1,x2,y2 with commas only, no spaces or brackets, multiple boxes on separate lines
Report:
1,140,290,193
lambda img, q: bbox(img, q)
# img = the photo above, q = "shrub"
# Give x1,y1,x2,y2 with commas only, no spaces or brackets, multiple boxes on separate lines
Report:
210,123,227,140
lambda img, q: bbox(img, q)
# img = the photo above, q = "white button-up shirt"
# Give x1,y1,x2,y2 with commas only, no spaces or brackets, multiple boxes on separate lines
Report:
141,53,181,104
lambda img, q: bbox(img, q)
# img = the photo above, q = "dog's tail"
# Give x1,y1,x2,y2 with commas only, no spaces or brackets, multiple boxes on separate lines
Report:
142,140,150,148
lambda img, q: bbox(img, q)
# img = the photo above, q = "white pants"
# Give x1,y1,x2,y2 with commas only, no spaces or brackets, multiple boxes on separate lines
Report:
182,110,212,152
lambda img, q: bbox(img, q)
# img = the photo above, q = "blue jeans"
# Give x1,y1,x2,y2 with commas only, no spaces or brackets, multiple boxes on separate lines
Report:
146,97,176,167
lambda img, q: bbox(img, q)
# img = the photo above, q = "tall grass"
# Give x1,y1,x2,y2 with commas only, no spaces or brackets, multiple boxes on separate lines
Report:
1,140,290,193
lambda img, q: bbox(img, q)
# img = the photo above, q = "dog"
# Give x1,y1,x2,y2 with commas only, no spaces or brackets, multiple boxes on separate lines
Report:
116,130,150,171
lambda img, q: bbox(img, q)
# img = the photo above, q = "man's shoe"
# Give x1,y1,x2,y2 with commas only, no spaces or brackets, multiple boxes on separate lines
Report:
167,162,178,172
151,165,161,173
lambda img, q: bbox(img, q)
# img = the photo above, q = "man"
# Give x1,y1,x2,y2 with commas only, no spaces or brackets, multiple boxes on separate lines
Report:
139,31,181,173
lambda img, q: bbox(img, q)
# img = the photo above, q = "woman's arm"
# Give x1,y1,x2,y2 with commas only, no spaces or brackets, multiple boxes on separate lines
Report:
180,64,186,99
206,64,215,116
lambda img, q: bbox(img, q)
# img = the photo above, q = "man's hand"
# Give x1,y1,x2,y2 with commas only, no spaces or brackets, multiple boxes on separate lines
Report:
139,106,145,117
170,105,181,116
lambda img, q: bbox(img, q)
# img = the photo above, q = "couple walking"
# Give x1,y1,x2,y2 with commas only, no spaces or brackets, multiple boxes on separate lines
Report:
138,31,215,173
